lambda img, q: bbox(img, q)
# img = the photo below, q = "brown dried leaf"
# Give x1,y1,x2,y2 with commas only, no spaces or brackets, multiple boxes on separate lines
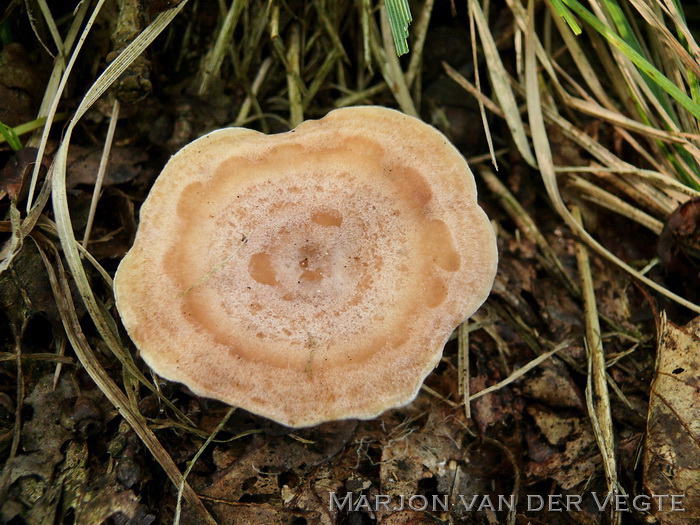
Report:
379,413,462,500
73,488,139,525
590,261,637,333
202,421,353,524
377,510,435,524
66,145,147,189
0,242,61,327
26,441,88,525
525,405,599,490
0,148,45,202
520,358,585,410
0,44,43,127
531,276,584,340
10,375,76,486
471,374,522,435
644,315,700,523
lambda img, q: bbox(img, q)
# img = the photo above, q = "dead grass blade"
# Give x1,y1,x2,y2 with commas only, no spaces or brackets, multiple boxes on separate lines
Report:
566,174,665,234
233,57,272,126
174,408,235,525
286,24,303,127
405,0,434,88
373,5,418,117
32,236,216,525
27,0,108,211
305,51,341,110
420,384,459,407
627,0,700,78
458,321,471,418
0,203,22,273
27,0,62,57
572,206,619,518
48,2,199,415
547,1,618,107
523,0,700,314
468,5,498,169
194,0,245,96
479,167,580,296
27,2,90,146
469,342,568,402
82,99,120,248
33,0,212,487
446,56,692,215
470,0,535,167
565,96,700,147
315,2,350,64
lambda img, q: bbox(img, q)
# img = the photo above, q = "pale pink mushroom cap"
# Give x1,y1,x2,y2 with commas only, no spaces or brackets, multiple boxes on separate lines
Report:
114,106,497,427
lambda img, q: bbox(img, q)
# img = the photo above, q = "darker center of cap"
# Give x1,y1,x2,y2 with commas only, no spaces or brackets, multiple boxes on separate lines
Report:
298,244,332,282
247,208,345,289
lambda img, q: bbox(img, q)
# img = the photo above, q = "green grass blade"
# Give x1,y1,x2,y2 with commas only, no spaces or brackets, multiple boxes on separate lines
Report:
0,114,69,147
549,0,581,35
602,0,674,119
563,0,700,120
668,0,700,104
385,0,412,56
525,0,700,314
0,121,22,151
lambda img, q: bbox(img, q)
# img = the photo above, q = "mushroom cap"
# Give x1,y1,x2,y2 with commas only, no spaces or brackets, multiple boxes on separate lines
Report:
114,106,497,428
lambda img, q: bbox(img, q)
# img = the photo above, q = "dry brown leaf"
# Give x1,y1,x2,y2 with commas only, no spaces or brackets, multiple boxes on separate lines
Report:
0,243,61,327
520,358,585,410
470,374,522,435
644,314,700,523
194,502,316,525
0,44,43,127
9,375,76,487
379,413,462,503
0,149,46,202
65,145,147,188
201,421,354,524
525,405,599,490
531,277,584,339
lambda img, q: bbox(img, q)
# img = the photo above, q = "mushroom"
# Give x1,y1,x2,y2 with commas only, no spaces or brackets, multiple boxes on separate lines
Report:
114,106,497,428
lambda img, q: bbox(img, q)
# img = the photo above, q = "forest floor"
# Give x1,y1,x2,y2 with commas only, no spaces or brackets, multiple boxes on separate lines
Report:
1,1,699,524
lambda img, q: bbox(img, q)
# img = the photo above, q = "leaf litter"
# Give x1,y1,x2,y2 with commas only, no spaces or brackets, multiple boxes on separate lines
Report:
0,0,699,524
644,314,700,524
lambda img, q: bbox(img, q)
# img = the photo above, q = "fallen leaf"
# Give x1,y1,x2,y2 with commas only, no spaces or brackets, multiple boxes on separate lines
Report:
531,276,584,340
525,405,599,490
0,148,45,201
644,314,700,523
202,420,353,525
0,44,43,127
379,413,461,504
66,145,148,189
470,374,522,435
0,242,60,327
10,375,76,485
519,358,585,410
